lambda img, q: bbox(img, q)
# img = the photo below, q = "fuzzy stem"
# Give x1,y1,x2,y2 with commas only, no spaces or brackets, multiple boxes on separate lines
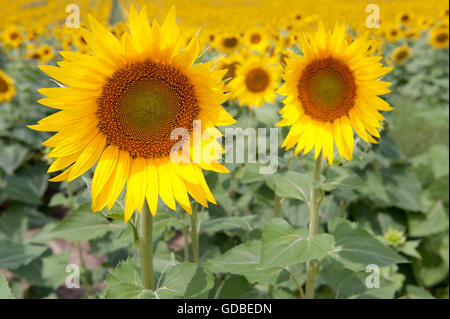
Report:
139,200,154,290
190,203,200,264
305,153,323,299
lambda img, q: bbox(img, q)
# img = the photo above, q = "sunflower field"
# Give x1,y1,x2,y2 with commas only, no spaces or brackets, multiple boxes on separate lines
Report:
0,0,448,302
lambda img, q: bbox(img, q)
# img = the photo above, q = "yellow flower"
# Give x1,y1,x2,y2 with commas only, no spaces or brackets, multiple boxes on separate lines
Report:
216,33,241,53
429,26,449,49
405,27,421,40
396,11,414,27
392,45,412,65
29,6,235,222
277,23,393,165
229,55,280,107
38,44,54,63
244,27,270,52
2,25,23,48
0,70,16,102
384,25,403,42
217,53,242,83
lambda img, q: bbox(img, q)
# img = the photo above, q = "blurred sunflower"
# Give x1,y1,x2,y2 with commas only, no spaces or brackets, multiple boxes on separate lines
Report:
429,26,449,48
217,33,241,53
392,45,412,65
229,55,280,107
0,70,15,102
277,23,393,164
29,6,235,222
405,27,421,40
217,53,242,83
396,11,414,26
384,25,403,42
244,27,269,52
38,44,54,63
2,25,23,48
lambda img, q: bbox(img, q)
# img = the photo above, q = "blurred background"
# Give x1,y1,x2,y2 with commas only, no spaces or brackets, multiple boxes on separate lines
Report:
0,0,448,299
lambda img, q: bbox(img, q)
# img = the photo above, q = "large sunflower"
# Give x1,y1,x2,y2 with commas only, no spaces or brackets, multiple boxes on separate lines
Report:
0,70,16,102
29,6,235,222
229,55,280,107
277,23,393,165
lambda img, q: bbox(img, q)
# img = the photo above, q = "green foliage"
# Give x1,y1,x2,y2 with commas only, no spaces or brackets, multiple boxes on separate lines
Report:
0,20,448,299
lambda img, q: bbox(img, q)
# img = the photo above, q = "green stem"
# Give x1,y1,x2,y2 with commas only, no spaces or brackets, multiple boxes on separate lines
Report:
183,225,190,262
190,203,200,264
285,265,305,299
67,182,91,296
139,200,154,290
273,194,281,218
305,153,324,299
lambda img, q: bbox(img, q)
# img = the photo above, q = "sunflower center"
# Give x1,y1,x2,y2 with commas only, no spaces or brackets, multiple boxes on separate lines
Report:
250,33,261,44
0,77,8,93
298,56,356,122
395,49,409,61
223,37,238,48
245,68,269,92
10,32,19,40
97,60,199,158
436,33,449,43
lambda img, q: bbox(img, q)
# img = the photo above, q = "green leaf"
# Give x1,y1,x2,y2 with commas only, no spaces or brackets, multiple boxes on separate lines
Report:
105,258,154,299
406,285,435,299
260,218,335,268
217,275,260,299
413,233,449,287
105,260,213,299
408,201,449,237
384,169,422,212
398,240,422,259
273,171,312,202
155,263,214,298
328,218,408,271
0,143,28,175
48,203,123,242
0,240,47,270
319,259,399,299
204,240,288,285
4,162,48,205
322,166,364,191
0,272,13,299
14,251,71,289
202,215,257,234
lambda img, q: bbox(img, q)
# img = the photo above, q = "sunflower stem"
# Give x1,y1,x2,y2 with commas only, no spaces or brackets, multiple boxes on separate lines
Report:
190,203,200,264
273,194,281,218
305,153,323,299
183,225,190,262
67,182,91,296
139,200,154,290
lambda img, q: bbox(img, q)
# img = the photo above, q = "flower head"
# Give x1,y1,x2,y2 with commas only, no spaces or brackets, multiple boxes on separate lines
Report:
29,6,235,222
277,22,393,164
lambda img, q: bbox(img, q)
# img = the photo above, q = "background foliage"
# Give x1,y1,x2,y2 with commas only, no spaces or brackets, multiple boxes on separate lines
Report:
0,0,449,299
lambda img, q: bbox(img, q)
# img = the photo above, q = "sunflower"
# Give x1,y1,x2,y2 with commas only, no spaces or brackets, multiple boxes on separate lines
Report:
38,44,54,63
277,23,393,165
384,25,403,42
0,70,16,102
244,27,269,52
2,25,22,48
217,53,242,83
217,33,241,53
229,55,280,107
429,26,449,49
396,11,414,27
392,45,412,65
29,6,235,222
404,27,421,40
